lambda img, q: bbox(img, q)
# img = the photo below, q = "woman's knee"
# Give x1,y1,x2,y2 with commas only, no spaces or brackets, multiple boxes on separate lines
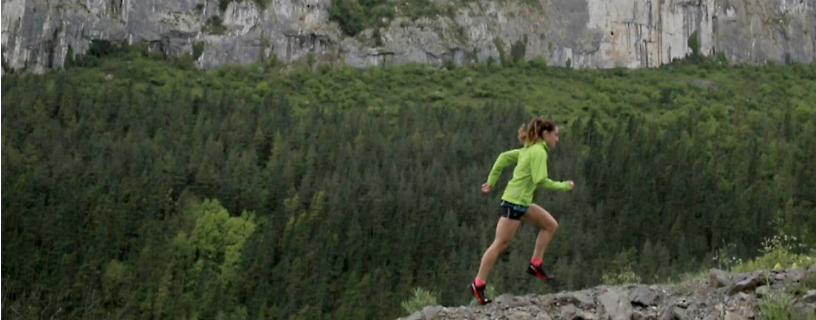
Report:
492,238,511,251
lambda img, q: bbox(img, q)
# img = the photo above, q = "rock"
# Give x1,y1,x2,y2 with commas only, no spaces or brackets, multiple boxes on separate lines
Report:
629,286,658,307
582,312,599,320
702,314,719,320
788,267,806,282
560,305,597,320
709,269,733,288
659,305,689,320
735,292,751,301
728,272,766,295
793,302,815,320
556,292,595,309
724,311,747,320
6,0,816,74
673,307,689,320
421,306,442,319
803,290,816,303
756,285,770,298
534,312,553,320
404,311,422,320
104,74,114,81
631,311,646,320
561,305,582,320
495,294,516,305
599,290,633,320
506,311,532,320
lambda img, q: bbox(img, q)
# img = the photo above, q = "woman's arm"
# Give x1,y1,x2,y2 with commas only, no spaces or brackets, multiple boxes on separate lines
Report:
485,148,522,188
530,149,571,191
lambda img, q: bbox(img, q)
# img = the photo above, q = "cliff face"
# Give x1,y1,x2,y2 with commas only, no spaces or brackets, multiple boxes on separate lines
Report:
2,0,815,73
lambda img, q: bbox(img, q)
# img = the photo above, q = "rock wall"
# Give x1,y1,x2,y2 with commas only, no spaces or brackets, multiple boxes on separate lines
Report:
2,0,815,73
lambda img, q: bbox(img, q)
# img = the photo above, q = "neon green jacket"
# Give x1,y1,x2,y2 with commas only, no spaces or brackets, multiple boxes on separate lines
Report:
486,141,571,206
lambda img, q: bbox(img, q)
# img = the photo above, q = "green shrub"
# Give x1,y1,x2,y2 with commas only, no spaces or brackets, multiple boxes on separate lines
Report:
758,291,796,320
732,234,814,273
400,287,440,315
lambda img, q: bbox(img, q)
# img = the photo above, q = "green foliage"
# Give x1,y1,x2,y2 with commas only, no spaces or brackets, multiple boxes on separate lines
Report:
218,0,270,11
328,0,541,36
2,54,816,320
602,248,643,285
758,291,798,320
688,30,700,57
193,41,205,60
510,35,528,62
787,269,816,296
731,234,815,273
205,16,227,35
252,0,271,8
400,287,440,315
494,38,507,63
330,0,366,36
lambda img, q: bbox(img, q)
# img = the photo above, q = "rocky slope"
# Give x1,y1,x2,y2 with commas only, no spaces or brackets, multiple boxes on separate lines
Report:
2,0,815,74
399,265,816,320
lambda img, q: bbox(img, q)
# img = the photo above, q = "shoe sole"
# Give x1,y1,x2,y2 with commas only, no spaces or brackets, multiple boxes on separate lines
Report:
470,284,491,305
527,265,551,281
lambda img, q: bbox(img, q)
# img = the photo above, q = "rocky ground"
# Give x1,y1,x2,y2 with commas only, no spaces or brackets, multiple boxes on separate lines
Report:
399,264,816,320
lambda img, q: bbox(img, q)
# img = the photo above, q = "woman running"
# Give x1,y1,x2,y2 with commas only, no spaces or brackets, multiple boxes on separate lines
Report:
470,117,574,305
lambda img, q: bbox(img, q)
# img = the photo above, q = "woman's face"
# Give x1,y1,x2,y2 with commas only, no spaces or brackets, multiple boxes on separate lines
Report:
542,126,560,148
517,127,526,143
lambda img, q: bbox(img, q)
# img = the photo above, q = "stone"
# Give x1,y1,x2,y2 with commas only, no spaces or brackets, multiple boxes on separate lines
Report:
421,306,442,319
561,305,582,320
672,307,689,320
735,292,751,301
582,312,599,320
787,267,806,282
803,289,816,303
629,286,658,307
659,305,689,320
534,311,553,320
506,311,532,320
709,269,733,288
755,285,770,298
724,310,747,320
495,294,516,305
556,292,595,309
405,311,422,320
728,273,766,295
793,302,815,320
599,290,633,320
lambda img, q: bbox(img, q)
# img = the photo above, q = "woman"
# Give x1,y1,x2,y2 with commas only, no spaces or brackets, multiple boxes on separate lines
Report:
470,117,574,305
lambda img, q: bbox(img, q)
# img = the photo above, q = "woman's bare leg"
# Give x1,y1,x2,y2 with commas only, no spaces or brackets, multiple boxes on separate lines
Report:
522,204,559,261
476,217,522,281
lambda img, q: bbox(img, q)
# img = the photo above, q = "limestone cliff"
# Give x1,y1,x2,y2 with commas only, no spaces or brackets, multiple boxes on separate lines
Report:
2,0,815,73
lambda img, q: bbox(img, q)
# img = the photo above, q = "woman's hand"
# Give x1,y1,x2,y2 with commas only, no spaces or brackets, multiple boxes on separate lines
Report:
568,180,575,190
481,183,493,193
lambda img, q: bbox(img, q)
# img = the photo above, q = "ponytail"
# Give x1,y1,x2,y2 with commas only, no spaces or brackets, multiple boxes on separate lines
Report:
522,117,557,145
517,124,528,142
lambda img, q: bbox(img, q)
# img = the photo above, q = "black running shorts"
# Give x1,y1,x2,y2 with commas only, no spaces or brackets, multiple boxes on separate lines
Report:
499,201,528,220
